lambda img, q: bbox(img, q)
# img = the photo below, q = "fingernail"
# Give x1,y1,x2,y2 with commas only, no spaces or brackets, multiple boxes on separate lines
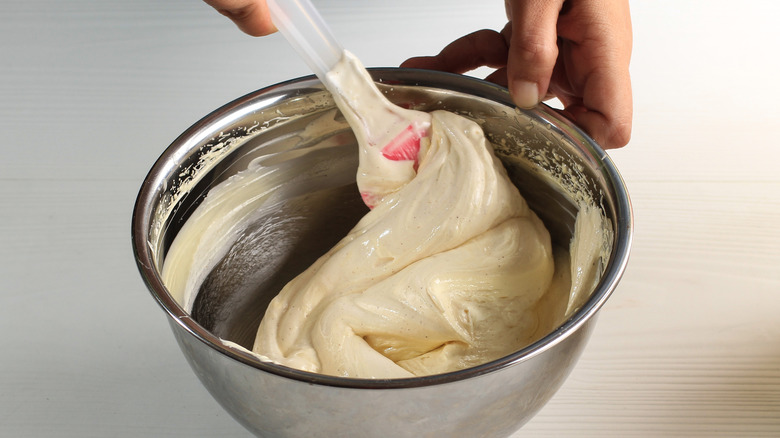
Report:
511,80,539,109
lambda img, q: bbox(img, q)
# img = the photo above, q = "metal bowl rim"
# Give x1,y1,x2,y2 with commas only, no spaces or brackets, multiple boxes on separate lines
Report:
131,68,633,389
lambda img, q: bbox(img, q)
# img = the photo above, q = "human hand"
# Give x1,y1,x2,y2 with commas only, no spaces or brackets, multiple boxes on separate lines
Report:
203,0,276,36
401,0,633,149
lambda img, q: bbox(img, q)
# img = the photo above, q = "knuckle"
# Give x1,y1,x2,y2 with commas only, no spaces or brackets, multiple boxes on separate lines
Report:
606,118,632,148
513,33,557,66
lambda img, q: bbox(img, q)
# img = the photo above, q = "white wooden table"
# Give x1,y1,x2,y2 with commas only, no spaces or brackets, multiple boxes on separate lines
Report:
2,1,778,436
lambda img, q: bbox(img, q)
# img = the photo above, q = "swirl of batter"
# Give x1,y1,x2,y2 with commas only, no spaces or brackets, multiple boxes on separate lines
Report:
160,51,611,379
252,106,554,378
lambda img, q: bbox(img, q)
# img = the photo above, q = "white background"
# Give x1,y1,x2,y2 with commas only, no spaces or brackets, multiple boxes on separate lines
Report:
1,0,778,436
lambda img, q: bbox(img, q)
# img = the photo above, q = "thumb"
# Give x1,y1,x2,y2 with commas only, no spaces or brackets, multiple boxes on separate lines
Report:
505,0,564,108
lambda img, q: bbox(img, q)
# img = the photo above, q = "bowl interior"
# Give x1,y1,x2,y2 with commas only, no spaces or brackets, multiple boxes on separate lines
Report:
134,69,630,384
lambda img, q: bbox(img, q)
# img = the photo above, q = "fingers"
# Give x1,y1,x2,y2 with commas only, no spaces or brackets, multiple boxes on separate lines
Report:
555,0,633,148
203,0,276,36
562,57,633,149
484,67,509,88
402,0,633,148
504,0,565,108
401,29,509,76
201,0,631,148
566,93,632,149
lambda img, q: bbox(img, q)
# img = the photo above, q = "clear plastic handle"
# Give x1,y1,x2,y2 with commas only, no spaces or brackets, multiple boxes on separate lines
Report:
267,0,343,84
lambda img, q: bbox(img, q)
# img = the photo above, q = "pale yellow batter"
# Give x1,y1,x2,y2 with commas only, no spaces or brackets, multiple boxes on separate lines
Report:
162,51,608,378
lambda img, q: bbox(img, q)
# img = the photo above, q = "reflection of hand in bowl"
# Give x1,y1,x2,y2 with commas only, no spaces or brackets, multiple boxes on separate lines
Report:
132,69,632,437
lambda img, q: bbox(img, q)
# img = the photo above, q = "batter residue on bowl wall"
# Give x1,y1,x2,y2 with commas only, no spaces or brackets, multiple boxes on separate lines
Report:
161,51,611,378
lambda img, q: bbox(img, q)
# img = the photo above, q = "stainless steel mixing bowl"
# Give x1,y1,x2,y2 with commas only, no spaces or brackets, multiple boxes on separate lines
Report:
132,69,632,438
